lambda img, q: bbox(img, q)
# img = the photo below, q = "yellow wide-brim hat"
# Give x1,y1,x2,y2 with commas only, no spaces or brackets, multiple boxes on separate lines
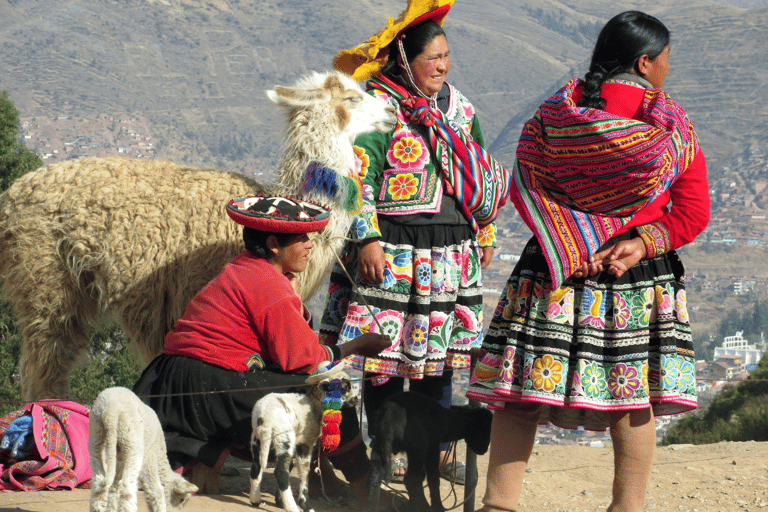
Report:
333,0,455,82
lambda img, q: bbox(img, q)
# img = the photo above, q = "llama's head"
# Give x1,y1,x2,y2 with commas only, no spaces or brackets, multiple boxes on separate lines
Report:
267,71,396,214
267,71,396,145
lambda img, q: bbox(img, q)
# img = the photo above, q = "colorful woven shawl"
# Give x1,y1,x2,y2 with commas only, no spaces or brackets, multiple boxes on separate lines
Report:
513,78,699,290
368,76,510,232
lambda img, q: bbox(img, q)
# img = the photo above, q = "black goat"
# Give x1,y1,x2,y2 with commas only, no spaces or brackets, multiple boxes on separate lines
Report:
368,391,493,512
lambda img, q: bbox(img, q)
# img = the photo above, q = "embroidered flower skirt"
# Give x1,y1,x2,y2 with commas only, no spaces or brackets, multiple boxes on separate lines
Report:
465,236,697,431
319,218,484,379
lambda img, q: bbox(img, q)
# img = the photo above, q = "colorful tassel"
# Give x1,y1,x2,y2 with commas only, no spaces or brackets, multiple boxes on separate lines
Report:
320,379,343,452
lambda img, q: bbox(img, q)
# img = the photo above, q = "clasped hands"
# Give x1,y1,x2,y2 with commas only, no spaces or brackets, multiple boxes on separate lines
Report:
571,236,647,280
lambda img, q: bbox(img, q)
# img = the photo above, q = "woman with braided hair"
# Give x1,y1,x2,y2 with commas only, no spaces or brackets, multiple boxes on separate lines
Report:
466,11,709,512
324,0,509,483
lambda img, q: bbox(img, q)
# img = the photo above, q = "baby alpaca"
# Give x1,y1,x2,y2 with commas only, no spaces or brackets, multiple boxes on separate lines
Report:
368,392,493,512
89,387,198,512
249,375,353,512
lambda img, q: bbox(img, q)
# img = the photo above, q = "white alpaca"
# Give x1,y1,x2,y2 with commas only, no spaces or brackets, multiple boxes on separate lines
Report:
89,387,198,512
0,70,396,401
249,374,355,512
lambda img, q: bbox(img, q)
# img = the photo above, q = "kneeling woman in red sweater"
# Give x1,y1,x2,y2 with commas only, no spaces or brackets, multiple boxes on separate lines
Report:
133,195,390,501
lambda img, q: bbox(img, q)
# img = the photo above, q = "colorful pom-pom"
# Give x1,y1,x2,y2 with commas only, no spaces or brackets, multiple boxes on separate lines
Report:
320,379,344,453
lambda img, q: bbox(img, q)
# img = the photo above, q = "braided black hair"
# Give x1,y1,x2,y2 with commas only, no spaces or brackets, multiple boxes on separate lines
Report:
579,11,670,109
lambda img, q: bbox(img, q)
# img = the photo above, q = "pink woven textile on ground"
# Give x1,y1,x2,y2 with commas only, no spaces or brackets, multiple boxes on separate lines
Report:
0,400,91,491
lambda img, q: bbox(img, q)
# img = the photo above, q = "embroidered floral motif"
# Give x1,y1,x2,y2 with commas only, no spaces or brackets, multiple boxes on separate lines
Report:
655,283,674,316
607,291,629,329
349,218,368,239
453,304,480,346
414,256,432,294
353,145,370,179
582,362,607,398
660,355,679,391
403,317,429,356
500,346,518,385
630,288,654,327
531,354,563,393
677,358,695,391
387,130,428,168
387,173,419,201
375,310,404,345
608,363,641,399
546,287,574,325
675,289,689,323
477,223,496,247
362,183,375,202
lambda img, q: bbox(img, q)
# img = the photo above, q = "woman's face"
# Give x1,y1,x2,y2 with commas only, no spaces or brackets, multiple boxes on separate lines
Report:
404,34,450,97
641,45,671,89
271,233,313,276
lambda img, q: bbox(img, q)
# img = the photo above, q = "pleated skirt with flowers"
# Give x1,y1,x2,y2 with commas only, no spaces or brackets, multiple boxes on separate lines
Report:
465,235,697,431
319,216,484,379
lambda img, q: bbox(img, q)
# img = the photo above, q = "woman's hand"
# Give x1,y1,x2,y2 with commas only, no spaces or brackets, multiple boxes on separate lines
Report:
480,246,494,269
339,333,392,359
358,239,386,283
575,237,647,279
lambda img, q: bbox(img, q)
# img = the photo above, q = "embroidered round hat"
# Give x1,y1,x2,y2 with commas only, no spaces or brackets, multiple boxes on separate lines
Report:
333,0,454,82
226,195,330,234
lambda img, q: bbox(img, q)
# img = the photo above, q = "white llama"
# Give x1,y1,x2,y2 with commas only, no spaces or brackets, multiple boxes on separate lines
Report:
0,70,396,401
89,387,198,512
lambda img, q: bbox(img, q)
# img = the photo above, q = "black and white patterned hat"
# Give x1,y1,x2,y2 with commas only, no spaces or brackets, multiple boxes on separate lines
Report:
226,195,330,234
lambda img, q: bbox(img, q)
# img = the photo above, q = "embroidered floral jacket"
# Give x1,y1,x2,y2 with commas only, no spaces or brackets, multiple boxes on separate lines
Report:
348,83,498,247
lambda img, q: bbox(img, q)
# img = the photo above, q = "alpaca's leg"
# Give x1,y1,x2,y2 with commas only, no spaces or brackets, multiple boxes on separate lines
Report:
116,436,143,512
607,408,655,512
89,450,111,512
479,402,541,512
249,434,267,506
295,443,313,509
12,235,100,401
139,455,167,512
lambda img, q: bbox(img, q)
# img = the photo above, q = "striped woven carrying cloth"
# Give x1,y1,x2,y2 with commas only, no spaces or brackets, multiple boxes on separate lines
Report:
512,78,699,290
369,75,510,232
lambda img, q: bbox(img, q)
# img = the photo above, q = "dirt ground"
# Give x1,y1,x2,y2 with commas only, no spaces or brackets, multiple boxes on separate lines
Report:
1,441,766,512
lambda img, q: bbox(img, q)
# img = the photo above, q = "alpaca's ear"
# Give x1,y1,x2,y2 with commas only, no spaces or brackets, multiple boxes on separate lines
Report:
267,86,327,107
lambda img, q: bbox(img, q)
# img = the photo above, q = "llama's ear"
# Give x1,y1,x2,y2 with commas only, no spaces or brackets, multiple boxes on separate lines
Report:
267,86,327,107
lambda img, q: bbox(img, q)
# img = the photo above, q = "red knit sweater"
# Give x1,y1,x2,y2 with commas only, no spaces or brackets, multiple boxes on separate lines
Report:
164,251,330,374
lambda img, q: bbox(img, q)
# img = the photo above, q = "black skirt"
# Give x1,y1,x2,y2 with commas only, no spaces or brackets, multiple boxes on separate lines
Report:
132,354,360,469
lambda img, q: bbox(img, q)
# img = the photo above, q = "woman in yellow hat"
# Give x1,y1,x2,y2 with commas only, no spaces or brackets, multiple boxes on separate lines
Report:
323,0,510,483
